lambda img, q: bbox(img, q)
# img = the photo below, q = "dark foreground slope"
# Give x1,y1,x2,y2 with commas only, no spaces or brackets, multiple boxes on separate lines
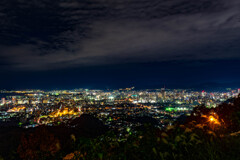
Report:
0,114,108,160
1,95,240,160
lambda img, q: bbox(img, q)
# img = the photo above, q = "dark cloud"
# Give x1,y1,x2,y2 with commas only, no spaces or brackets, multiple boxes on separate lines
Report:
0,0,239,70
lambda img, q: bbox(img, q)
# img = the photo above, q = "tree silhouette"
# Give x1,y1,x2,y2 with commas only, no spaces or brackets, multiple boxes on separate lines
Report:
17,126,60,160
186,95,240,133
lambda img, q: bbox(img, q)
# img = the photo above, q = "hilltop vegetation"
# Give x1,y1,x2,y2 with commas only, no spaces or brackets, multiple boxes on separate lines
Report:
1,95,240,160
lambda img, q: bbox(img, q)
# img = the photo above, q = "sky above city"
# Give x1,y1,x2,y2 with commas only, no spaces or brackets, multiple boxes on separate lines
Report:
0,0,240,90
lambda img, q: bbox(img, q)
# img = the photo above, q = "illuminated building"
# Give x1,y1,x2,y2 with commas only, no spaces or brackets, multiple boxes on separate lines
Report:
17,100,24,104
1,98,6,104
43,99,49,104
12,97,16,104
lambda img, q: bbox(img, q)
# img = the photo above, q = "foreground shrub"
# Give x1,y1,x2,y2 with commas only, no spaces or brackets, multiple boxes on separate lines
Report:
18,126,60,160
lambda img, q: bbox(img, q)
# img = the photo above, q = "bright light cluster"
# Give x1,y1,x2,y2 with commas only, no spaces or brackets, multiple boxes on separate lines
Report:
7,106,26,112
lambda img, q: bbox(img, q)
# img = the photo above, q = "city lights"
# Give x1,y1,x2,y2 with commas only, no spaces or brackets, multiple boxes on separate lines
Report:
0,88,238,130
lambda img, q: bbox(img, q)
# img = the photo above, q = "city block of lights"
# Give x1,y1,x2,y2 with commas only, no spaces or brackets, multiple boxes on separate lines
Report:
0,88,239,133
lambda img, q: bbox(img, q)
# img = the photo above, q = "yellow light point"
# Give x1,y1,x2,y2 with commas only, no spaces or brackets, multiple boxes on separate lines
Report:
201,113,221,127
208,115,220,125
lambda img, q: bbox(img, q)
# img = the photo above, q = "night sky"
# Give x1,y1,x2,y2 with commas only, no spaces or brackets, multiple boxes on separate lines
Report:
0,0,239,90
